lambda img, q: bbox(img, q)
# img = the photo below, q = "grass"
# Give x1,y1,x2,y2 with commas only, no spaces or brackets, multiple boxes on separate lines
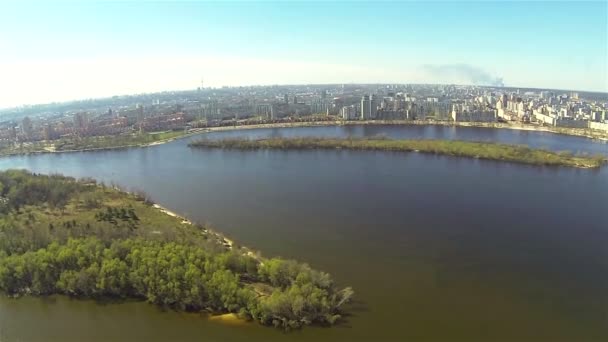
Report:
189,136,607,168
4,184,219,249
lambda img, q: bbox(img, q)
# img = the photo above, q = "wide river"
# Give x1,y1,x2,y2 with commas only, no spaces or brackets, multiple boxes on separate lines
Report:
1,125,607,342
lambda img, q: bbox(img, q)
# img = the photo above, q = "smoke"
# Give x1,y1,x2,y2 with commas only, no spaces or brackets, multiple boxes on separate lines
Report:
420,64,504,87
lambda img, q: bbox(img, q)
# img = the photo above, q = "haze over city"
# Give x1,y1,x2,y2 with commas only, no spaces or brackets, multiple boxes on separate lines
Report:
0,1,606,109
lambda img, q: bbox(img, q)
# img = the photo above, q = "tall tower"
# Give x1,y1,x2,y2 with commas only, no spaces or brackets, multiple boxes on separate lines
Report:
370,95,377,119
361,95,370,120
136,104,145,123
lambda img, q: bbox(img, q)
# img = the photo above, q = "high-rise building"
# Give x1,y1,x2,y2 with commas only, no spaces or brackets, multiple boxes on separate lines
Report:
341,105,357,120
202,100,221,120
361,95,370,120
311,99,330,114
21,116,33,139
135,104,145,123
74,112,89,129
256,104,274,119
9,124,17,140
370,95,377,119
43,124,55,141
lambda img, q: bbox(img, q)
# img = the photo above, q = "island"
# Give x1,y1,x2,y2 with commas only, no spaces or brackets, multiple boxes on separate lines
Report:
189,136,607,168
0,170,354,330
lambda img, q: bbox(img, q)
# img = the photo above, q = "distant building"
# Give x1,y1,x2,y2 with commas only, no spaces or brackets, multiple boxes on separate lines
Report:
591,110,603,122
202,100,221,120
74,112,89,130
535,110,557,126
9,125,17,140
361,95,371,120
451,105,496,122
20,116,33,139
135,104,145,123
43,124,56,141
310,98,330,114
370,95,378,119
341,105,358,120
140,112,186,131
256,104,274,119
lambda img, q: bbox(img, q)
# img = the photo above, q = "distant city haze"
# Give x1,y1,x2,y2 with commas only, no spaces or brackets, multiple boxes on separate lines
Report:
0,1,606,108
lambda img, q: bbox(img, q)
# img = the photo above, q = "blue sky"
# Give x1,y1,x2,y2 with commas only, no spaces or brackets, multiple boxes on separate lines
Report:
0,1,606,107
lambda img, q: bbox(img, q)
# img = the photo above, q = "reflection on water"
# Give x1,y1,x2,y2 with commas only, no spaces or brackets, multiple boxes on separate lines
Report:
0,125,607,341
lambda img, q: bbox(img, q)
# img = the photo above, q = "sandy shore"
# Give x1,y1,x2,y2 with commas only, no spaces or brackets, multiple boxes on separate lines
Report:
150,202,266,267
152,203,236,249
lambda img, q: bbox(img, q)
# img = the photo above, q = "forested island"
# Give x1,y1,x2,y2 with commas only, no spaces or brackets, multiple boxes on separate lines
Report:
0,170,353,330
189,136,607,168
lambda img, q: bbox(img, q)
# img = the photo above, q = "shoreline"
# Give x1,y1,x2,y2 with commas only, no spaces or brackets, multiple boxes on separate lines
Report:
150,202,263,262
0,128,210,157
152,202,234,249
190,136,606,169
1,120,606,158
0,171,352,330
204,120,608,142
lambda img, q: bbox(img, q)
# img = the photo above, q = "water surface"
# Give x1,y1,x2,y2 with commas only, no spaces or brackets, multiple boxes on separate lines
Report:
0,125,607,341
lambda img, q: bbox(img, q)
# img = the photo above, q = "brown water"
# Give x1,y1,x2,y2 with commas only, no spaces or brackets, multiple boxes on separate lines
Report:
0,125,607,341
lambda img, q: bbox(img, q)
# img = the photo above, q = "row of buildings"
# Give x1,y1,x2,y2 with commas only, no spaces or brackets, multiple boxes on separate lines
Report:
337,91,607,131
0,106,188,143
340,94,495,122
2,84,606,144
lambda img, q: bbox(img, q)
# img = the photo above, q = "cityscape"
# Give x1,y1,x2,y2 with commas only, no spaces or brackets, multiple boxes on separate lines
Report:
1,83,607,147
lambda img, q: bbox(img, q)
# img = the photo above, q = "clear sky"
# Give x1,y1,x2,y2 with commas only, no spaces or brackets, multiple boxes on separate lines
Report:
0,1,606,108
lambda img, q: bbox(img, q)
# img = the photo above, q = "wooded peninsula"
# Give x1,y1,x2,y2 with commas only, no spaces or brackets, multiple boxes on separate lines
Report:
0,170,353,330
189,137,606,168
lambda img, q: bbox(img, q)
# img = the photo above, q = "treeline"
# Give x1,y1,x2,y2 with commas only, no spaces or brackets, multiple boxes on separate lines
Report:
189,136,607,168
0,170,83,212
0,170,354,330
0,237,352,329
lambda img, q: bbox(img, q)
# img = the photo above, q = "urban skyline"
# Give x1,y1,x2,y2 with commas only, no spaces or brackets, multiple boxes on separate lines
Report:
0,1,606,108
1,82,606,143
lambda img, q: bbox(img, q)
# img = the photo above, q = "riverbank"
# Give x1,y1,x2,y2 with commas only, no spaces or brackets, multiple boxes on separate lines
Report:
189,136,607,168
0,128,209,157
203,120,608,141
0,170,354,330
1,120,605,158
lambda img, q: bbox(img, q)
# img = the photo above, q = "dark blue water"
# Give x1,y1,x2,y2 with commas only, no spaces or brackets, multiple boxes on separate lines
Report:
0,125,606,341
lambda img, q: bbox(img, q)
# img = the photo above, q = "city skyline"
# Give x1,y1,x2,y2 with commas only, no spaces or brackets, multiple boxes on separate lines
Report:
0,1,606,108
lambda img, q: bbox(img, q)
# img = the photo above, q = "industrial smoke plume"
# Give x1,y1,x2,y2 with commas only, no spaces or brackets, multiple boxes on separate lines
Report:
421,64,504,87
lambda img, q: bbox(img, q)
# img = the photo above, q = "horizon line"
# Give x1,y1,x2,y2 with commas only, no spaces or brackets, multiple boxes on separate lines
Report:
1,82,607,112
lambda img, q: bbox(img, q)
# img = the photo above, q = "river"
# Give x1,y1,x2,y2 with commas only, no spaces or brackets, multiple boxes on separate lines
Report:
0,125,607,341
